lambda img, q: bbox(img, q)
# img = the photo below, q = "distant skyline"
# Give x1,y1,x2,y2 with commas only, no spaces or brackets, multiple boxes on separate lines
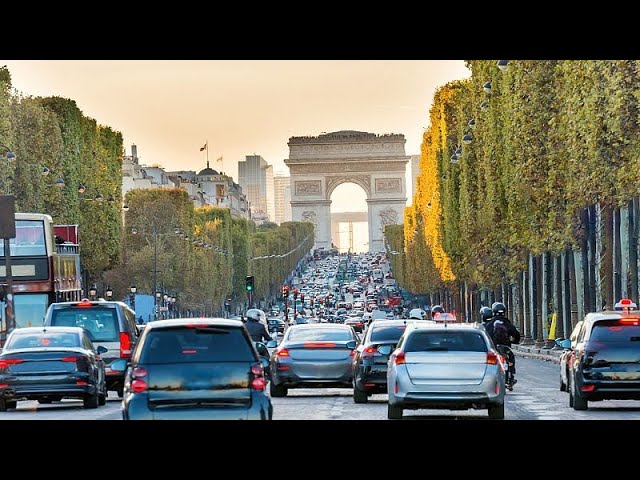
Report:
0,60,470,209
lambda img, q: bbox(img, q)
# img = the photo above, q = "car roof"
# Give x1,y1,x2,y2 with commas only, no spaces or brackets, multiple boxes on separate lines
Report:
405,322,486,333
49,299,129,308
581,311,640,324
9,326,85,335
144,318,245,330
368,319,416,327
287,323,352,330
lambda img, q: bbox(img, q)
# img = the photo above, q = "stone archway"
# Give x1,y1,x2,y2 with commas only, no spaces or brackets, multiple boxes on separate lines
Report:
285,131,409,252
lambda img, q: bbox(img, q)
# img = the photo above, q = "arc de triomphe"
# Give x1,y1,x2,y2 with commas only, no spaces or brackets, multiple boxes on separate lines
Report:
284,131,409,252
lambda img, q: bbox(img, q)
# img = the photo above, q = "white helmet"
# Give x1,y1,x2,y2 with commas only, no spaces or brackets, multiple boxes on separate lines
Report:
246,308,267,326
409,308,426,320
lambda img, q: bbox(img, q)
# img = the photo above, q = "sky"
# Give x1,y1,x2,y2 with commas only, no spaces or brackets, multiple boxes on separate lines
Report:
1,60,470,251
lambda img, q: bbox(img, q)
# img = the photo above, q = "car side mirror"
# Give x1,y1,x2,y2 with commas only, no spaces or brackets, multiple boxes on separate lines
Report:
560,339,572,350
377,345,392,356
266,340,277,348
96,345,108,355
346,340,357,350
110,359,129,372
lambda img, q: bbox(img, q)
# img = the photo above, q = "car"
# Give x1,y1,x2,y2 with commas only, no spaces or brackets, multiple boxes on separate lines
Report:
0,326,107,411
563,310,640,411
268,318,286,335
559,320,583,391
387,322,505,419
344,317,365,333
352,319,412,403
269,324,359,397
44,299,141,398
119,318,272,420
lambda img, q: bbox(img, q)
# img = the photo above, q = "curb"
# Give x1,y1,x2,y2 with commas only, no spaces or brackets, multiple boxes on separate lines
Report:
512,345,562,365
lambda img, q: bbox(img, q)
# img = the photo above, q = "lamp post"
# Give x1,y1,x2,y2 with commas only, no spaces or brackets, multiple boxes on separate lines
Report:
89,284,97,301
129,285,136,312
155,291,161,320
105,286,113,300
163,293,168,319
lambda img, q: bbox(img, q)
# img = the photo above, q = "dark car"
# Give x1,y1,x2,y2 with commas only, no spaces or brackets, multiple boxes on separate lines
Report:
120,318,272,420
344,317,365,333
268,318,286,335
44,299,141,397
0,327,107,411
269,324,358,397
352,319,410,403
564,311,640,410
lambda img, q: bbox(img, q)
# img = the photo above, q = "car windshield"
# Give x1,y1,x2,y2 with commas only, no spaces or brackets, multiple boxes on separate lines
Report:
6,332,81,350
139,326,255,364
591,321,640,342
288,328,353,342
405,331,488,352
370,325,407,342
50,307,119,342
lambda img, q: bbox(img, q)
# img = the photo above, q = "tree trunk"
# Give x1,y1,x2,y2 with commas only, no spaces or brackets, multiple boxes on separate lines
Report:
614,206,622,301
620,204,630,299
595,202,604,311
602,203,614,309
629,198,639,303
574,248,585,322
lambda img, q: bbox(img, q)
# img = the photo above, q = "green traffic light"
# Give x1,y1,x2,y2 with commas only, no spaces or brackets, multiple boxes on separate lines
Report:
246,286,253,291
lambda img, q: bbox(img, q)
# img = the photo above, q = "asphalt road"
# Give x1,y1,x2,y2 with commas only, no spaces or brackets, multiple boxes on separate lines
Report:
2,356,640,420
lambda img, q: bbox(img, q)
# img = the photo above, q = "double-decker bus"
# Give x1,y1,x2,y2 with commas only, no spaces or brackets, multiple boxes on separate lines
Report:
0,213,82,336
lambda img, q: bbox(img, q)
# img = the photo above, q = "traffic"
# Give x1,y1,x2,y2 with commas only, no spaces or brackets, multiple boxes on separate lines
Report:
3,246,640,420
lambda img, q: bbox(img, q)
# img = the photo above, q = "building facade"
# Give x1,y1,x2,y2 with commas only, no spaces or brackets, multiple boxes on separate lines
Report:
238,154,275,222
273,175,292,224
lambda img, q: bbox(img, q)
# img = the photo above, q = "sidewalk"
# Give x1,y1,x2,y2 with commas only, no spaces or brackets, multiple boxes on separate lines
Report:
511,344,562,364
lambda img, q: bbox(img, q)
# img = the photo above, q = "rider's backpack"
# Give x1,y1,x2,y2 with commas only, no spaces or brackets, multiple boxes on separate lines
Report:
492,319,510,345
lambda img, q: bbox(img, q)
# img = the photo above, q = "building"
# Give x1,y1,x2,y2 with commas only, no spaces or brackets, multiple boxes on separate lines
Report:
238,154,275,222
273,175,292,224
410,154,420,202
122,144,176,196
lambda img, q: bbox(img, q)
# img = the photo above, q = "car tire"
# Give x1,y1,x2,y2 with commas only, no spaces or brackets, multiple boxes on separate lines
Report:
98,384,107,406
0,399,8,412
488,403,505,420
387,403,403,420
270,382,288,398
116,386,124,398
572,380,588,411
83,392,100,409
353,386,368,404
560,374,566,392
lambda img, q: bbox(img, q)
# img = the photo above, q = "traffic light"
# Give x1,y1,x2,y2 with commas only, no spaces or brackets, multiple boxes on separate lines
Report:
245,275,255,292
301,293,305,303
282,285,290,297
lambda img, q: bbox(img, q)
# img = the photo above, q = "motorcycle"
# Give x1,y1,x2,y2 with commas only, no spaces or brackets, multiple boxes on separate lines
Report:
496,344,517,391
254,341,273,383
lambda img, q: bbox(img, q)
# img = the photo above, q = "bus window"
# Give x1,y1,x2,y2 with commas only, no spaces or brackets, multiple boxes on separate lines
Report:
0,220,47,257
14,293,49,328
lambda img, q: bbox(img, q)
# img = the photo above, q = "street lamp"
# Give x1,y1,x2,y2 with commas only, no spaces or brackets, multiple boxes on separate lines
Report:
497,60,509,72
483,81,492,94
105,286,113,299
55,177,65,189
89,284,97,300
1,145,16,194
129,285,136,313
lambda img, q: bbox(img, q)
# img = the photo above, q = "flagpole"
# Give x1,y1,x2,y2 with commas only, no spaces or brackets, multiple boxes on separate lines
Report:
206,140,209,166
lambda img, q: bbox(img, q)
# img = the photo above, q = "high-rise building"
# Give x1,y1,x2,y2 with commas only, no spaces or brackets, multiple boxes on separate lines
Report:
410,154,421,202
238,154,275,222
273,175,292,224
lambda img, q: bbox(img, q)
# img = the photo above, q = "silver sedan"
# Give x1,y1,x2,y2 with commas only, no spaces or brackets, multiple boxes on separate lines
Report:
269,324,358,397
387,323,505,419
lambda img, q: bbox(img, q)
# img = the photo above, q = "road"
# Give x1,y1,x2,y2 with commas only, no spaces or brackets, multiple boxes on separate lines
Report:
2,356,640,420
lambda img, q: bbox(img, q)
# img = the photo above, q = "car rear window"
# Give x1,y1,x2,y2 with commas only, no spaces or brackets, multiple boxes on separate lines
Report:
6,332,81,350
139,326,255,364
288,328,353,342
591,321,640,342
370,325,407,342
50,307,119,342
405,331,488,353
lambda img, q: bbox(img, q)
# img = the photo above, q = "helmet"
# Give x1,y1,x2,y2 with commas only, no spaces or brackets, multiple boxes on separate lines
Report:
492,302,506,316
409,308,426,320
431,305,444,318
246,308,267,326
479,306,493,322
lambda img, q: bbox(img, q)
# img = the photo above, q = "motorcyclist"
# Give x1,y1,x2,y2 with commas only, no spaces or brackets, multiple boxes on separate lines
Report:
409,308,427,320
245,309,272,343
479,306,493,324
486,302,520,386
431,305,445,320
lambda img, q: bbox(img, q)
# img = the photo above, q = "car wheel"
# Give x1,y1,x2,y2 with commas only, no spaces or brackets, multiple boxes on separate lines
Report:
116,386,124,398
568,379,575,408
270,382,288,398
387,403,403,420
560,374,566,392
572,379,588,411
98,386,107,406
0,399,8,412
353,386,368,404
488,403,505,420
83,392,100,409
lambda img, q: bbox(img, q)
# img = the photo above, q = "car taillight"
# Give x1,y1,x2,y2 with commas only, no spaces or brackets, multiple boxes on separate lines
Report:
61,357,78,362
0,359,24,368
350,349,356,357
119,332,132,358
276,348,290,357
581,384,596,393
394,352,406,365
364,346,377,354
251,364,263,376
132,367,147,378
131,379,147,393
0,384,8,389
487,351,499,365
186,323,210,328
252,377,267,390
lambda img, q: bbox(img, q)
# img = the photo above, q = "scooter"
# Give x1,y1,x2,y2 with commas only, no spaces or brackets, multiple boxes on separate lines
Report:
496,344,517,391
253,341,273,383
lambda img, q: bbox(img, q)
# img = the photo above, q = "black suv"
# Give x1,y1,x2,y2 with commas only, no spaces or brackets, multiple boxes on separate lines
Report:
352,319,410,403
119,319,272,420
564,311,640,410
43,299,141,397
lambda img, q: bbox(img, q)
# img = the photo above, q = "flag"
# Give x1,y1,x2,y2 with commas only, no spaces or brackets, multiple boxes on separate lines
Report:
200,143,207,152
216,156,223,162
